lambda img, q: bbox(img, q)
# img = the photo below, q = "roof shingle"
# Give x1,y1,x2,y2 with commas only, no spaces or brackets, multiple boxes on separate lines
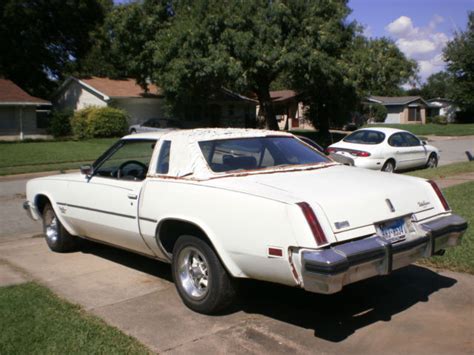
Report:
0,79,50,105
78,77,162,98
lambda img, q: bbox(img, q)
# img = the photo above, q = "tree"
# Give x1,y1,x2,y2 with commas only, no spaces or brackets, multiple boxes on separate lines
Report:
0,0,108,97
444,11,474,112
420,71,453,99
152,0,358,130
348,36,418,97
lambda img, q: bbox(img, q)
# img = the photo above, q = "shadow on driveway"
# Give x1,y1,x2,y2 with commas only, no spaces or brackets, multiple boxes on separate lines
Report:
79,240,457,343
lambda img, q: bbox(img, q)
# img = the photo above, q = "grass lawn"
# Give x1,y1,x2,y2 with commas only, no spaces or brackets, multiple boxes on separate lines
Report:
418,181,474,274
365,123,474,136
405,161,474,180
0,282,149,354
0,138,116,175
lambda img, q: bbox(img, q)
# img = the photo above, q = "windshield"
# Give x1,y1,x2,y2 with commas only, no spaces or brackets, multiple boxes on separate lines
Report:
343,130,385,144
199,136,330,173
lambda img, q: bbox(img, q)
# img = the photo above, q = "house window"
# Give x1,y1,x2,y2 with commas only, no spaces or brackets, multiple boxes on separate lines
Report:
408,107,421,121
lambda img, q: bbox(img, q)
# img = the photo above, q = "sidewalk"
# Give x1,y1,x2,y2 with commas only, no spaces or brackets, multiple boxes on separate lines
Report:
434,171,474,188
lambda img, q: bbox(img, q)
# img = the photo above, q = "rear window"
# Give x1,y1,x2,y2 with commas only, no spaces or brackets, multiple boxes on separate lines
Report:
199,136,329,173
343,130,385,144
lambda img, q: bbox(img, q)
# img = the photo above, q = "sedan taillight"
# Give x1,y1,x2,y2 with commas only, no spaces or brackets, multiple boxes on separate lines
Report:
326,147,370,157
297,202,328,246
428,180,450,211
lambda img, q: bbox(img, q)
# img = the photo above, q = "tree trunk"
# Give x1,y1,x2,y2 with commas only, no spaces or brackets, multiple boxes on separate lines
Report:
256,89,279,130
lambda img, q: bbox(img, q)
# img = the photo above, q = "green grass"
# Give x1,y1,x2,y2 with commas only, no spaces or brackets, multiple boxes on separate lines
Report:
0,138,116,175
0,282,150,354
418,181,474,274
365,123,474,136
405,161,474,180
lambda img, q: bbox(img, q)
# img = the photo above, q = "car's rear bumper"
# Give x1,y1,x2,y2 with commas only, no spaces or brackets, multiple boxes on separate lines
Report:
23,200,40,221
301,214,467,294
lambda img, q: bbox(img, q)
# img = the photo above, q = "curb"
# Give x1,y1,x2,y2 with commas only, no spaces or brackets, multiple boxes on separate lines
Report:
0,169,79,182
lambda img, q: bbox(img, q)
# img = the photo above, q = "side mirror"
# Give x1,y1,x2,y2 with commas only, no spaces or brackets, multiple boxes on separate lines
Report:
422,140,427,145
80,164,93,177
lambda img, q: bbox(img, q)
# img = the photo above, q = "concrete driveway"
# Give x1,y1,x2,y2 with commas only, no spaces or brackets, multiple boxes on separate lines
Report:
1,236,473,354
428,136,474,166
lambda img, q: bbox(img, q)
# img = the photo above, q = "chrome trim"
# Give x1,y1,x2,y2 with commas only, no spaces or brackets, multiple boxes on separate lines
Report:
301,214,467,294
59,202,136,220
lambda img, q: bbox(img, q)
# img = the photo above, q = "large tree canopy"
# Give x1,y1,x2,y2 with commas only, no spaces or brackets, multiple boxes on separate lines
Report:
444,11,474,112
151,0,358,130
0,0,108,97
420,71,453,99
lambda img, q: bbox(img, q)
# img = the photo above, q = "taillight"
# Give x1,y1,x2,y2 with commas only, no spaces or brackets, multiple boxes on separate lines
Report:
327,147,336,153
297,202,328,245
428,180,450,211
350,150,370,157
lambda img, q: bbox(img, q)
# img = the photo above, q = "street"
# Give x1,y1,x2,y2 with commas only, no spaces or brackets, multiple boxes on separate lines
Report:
429,136,474,166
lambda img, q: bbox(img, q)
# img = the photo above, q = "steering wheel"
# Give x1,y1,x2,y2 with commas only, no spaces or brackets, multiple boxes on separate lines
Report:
117,160,148,180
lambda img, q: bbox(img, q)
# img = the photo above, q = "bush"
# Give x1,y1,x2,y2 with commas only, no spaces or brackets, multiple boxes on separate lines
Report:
71,106,129,139
371,103,388,123
431,115,448,125
48,110,73,137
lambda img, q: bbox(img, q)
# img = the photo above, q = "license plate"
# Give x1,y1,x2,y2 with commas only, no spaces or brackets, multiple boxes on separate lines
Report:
376,218,408,243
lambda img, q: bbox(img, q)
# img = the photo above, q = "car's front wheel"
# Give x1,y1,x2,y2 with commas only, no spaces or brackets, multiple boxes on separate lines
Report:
172,235,236,314
42,203,80,252
426,153,438,168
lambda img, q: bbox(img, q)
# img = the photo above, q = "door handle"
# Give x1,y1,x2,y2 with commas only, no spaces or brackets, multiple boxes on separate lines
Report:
127,193,138,200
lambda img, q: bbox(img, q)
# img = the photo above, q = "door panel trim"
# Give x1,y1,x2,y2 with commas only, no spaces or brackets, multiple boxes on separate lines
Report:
57,202,136,220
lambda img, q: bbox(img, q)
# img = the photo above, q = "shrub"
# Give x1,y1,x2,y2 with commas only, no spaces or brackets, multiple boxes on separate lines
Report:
371,103,388,123
71,106,129,139
431,115,448,125
48,109,73,137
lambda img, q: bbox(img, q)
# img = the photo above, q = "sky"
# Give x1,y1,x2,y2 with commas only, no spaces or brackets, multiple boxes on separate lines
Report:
348,0,473,82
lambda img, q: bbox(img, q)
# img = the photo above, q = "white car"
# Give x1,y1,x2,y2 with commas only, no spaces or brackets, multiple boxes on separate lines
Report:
328,127,439,172
129,118,183,134
23,128,466,314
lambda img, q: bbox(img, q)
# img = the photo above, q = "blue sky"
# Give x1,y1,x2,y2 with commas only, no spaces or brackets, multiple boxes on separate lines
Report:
348,0,473,81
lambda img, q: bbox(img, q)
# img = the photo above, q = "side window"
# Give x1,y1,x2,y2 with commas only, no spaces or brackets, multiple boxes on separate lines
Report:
388,133,405,147
403,133,421,147
157,140,171,174
94,140,155,180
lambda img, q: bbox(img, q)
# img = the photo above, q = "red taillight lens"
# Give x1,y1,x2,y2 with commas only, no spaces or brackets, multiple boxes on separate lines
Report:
327,147,336,153
297,202,328,245
350,149,370,157
428,180,450,211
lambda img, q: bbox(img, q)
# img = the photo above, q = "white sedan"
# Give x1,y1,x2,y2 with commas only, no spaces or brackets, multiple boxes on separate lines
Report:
328,127,439,172
23,129,466,314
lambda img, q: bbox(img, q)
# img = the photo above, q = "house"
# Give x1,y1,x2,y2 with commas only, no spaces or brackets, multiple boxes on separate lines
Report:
367,96,429,124
55,76,258,128
256,90,313,130
54,76,165,126
427,98,457,123
0,78,51,140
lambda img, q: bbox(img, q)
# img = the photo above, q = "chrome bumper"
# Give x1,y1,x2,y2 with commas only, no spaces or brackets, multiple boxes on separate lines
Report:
301,214,467,294
23,200,39,221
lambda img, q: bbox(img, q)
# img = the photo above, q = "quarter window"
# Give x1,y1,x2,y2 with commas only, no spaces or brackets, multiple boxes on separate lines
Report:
156,140,171,174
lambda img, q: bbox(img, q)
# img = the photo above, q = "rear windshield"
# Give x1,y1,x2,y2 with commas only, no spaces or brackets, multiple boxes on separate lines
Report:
343,130,385,144
199,136,330,173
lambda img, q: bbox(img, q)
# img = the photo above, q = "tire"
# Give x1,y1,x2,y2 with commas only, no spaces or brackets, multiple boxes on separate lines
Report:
42,203,80,252
426,153,438,168
382,159,395,173
129,128,137,134
172,235,236,314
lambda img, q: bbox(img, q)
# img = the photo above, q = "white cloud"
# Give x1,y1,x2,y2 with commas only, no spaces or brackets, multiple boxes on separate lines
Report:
385,15,450,81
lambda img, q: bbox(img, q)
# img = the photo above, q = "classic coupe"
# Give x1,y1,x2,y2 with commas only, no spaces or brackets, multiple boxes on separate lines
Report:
328,127,439,172
24,128,467,314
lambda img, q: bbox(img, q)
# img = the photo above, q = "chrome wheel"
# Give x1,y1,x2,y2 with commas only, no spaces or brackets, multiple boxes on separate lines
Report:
45,216,59,244
382,161,395,173
427,155,437,168
177,246,209,300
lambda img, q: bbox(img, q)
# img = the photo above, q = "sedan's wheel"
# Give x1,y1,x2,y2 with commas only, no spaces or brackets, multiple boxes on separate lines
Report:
130,128,137,134
426,154,438,168
172,235,236,314
382,160,395,173
42,203,80,252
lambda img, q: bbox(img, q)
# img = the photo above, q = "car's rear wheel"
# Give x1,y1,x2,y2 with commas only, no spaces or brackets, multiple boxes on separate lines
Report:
172,235,236,314
382,159,395,173
42,203,80,252
426,153,438,168
129,128,137,134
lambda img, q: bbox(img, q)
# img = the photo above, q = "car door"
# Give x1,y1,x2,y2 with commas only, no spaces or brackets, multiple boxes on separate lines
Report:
401,132,428,168
387,133,410,169
63,139,157,255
